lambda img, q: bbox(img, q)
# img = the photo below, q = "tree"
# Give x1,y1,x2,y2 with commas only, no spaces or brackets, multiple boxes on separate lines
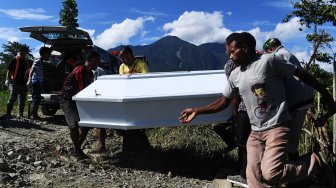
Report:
285,0,336,159
59,0,79,28
285,0,336,70
0,41,31,64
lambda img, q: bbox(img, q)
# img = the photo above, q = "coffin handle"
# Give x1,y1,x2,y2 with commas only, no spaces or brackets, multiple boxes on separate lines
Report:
94,89,101,97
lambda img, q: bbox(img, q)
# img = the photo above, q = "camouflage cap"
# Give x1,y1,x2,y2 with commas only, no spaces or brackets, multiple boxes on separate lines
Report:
263,38,281,51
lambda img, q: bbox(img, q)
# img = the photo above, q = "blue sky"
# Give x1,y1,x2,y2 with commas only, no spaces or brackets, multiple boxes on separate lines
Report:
0,0,335,70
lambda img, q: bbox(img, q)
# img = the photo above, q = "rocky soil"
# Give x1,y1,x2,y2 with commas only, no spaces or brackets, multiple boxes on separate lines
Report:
0,115,238,188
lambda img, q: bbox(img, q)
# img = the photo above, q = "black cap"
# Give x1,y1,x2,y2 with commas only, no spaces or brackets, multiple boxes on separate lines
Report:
20,46,29,53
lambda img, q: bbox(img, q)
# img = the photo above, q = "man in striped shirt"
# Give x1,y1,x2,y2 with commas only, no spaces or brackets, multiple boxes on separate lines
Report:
26,47,51,119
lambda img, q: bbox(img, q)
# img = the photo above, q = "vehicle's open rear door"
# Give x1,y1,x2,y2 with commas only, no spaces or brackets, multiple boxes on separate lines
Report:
20,26,93,47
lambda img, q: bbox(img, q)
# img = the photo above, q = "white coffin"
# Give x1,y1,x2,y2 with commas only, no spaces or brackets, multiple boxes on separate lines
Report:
73,70,233,130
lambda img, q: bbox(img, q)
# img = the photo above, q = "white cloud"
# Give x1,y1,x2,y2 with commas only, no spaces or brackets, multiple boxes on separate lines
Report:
131,8,169,17
0,27,23,42
267,17,303,39
0,8,53,20
318,62,333,72
293,48,335,73
293,50,310,63
31,44,44,58
246,27,265,50
226,11,232,16
252,20,273,26
79,27,96,39
161,11,334,72
163,11,232,45
93,16,155,49
244,17,305,50
162,11,304,49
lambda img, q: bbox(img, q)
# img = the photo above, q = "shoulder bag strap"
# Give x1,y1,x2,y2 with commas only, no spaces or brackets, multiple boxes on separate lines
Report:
12,56,20,80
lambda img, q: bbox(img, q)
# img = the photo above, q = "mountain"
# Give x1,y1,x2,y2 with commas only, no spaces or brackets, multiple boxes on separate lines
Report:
109,36,228,72
198,42,229,68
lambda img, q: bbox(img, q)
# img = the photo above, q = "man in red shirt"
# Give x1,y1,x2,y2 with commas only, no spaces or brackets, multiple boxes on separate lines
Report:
60,51,105,160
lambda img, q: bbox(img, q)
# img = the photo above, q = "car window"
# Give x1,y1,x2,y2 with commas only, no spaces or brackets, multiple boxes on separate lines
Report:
42,32,90,41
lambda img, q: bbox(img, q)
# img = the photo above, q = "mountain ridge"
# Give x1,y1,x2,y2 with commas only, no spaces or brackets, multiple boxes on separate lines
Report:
109,36,228,72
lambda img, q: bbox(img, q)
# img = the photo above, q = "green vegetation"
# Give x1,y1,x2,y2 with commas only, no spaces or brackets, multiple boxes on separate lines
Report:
0,89,31,116
0,41,32,90
285,0,336,70
59,0,79,28
285,0,336,164
0,41,32,64
0,90,9,114
148,125,229,156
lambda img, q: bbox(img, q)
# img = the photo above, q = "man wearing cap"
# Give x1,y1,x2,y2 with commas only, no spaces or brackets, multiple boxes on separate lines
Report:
5,46,31,119
263,38,314,160
26,46,52,119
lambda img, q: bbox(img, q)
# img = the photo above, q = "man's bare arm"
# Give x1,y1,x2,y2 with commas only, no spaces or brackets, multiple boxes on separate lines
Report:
179,96,231,123
294,68,336,126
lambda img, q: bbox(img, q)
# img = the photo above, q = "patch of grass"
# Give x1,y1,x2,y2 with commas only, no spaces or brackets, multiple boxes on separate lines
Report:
0,89,9,114
147,125,229,157
0,89,30,116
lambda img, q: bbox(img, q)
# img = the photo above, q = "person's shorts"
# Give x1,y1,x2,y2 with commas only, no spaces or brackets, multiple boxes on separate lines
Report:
60,98,80,129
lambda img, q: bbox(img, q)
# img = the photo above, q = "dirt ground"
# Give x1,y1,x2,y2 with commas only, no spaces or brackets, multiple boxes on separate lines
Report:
0,115,240,188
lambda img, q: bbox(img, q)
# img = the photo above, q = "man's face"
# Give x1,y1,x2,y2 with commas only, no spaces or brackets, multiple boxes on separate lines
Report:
89,57,100,70
225,43,231,56
229,41,244,66
229,41,251,67
266,47,274,53
19,51,28,59
42,52,51,61
119,51,134,66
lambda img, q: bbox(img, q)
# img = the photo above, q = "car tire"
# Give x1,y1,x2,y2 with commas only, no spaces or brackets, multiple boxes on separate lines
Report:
41,105,59,116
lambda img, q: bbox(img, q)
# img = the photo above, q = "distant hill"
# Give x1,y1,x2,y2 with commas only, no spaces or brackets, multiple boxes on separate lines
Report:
198,42,228,69
109,36,228,72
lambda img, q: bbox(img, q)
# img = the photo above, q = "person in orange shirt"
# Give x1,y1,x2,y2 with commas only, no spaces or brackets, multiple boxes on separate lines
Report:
118,46,150,151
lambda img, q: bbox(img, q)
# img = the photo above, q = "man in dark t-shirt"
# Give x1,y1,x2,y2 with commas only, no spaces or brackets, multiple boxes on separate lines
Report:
5,46,30,118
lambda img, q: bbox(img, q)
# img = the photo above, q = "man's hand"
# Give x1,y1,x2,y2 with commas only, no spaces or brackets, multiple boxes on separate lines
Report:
314,101,336,128
179,108,197,123
4,80,9,88
314,115,327,128
26,80,31,87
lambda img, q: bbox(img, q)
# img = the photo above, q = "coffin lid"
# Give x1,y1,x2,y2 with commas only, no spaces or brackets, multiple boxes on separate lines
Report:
73,70,227,102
